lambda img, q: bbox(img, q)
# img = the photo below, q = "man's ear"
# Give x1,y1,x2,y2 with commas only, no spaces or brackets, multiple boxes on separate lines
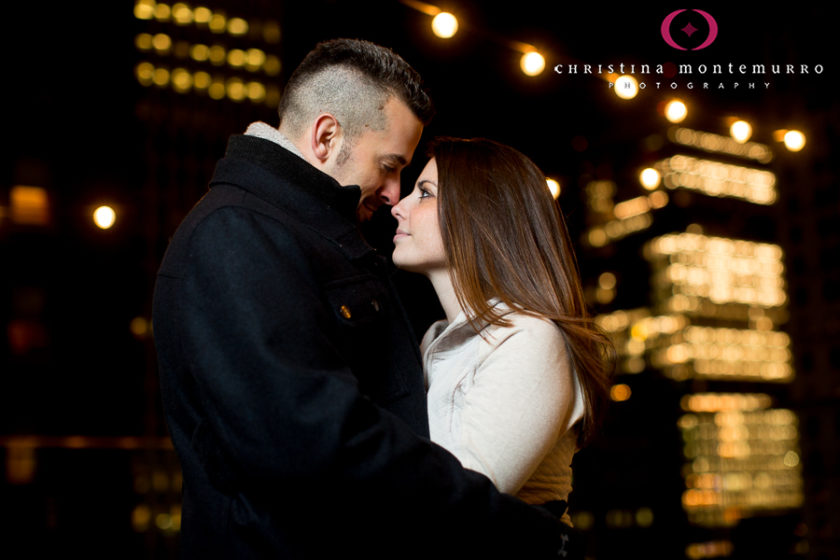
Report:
310,113,341,163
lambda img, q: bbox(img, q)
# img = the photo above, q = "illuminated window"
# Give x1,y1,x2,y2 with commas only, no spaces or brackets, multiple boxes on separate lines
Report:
192,71,211,90
658,154,777,205
135,33,153,51
152,33,173,54
227,48,246,67
193,6,212,25
190,43,210,62
245,48,266,71
246,81,266,102
134,0,155,20
646,233,787,311
171,2,193,25
135,62,155,86
263,55,282,76
152,67,170,87
208,13,226,33
226,78,246,102
679,397,803,526
669,127,773,164
154,2,171,22
227,17,248,36
262,20,281,43
10,185,50,225
132,4,278,106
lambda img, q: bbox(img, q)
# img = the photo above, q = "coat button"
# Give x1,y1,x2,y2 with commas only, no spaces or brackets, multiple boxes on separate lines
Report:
339,305,352,319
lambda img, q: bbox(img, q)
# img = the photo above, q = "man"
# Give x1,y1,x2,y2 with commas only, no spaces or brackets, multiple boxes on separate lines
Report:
153,38,576,558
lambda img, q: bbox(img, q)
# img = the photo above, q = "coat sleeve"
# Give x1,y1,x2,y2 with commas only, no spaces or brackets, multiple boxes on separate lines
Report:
163,206,573,556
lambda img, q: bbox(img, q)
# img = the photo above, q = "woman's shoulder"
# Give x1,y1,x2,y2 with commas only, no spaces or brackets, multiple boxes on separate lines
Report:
473,310,571,370
486,306,566,346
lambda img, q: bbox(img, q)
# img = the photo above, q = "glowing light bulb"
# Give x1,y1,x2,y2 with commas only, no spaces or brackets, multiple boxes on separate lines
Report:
93,206,116,229
730,120,752,143
640,168,661,190
783,130,806,151
665,100,687,122
521,51,546,76
614,75,638,99
431,12,458,38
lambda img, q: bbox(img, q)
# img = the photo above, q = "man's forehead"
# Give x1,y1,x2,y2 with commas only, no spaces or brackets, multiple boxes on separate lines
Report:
369,98,423,165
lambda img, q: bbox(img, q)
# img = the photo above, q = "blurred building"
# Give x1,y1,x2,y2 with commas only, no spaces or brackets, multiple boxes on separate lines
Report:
571,116,817,558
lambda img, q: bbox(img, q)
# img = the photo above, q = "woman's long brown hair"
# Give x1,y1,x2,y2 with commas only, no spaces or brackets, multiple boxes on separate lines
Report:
431,137,614,445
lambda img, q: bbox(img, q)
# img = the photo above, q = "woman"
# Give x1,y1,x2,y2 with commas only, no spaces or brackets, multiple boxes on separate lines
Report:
391,137,613,524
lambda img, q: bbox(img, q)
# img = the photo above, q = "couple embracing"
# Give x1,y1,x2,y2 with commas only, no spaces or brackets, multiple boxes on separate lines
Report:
153,38,613,559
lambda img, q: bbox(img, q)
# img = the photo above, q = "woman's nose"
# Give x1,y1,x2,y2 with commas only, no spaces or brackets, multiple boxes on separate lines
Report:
391,197,407,219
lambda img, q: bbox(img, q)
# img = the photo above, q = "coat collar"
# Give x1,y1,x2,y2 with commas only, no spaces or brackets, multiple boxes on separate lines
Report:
210,134,375,261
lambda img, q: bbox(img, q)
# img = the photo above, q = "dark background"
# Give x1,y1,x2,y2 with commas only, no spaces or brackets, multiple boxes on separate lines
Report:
2,2,837,558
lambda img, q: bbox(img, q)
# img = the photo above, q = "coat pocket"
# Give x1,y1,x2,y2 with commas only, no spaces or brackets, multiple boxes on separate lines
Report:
323,275,408,402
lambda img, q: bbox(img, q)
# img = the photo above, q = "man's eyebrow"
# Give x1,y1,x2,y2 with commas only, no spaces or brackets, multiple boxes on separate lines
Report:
384,154,408,166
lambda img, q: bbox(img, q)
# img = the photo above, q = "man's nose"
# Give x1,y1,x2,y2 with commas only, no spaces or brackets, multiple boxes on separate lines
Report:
379,178,402,206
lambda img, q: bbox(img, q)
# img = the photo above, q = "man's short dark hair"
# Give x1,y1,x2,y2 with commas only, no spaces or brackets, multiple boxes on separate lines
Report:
278,38,434,139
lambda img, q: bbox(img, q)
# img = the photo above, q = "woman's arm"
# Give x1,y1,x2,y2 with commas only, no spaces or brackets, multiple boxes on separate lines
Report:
454,314,583,493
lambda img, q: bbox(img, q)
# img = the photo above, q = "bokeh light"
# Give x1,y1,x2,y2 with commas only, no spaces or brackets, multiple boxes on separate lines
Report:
640,168,661,190
665,100,688,123
546,178,561,199
93,206,116,230
431,12,458,38
730,120,752,143
520,51,546,76
783,130,806,151
610,384,632,402
614,75,638,99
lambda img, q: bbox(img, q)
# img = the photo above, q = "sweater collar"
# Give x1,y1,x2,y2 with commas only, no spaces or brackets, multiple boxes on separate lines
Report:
423,299,514,355
244,121,305,159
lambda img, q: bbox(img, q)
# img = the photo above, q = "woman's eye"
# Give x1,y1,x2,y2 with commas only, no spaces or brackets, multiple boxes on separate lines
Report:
419,188,431,199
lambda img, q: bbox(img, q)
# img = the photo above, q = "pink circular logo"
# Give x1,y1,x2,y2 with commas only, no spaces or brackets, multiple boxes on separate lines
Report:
661,9,719,51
